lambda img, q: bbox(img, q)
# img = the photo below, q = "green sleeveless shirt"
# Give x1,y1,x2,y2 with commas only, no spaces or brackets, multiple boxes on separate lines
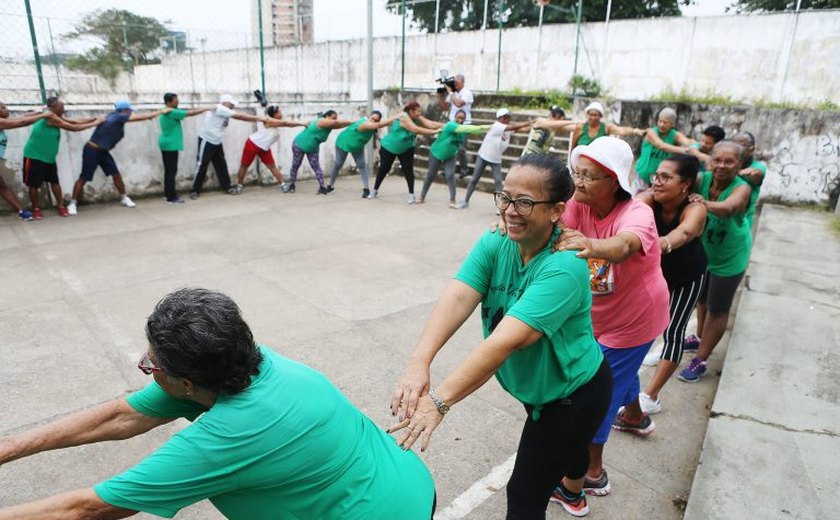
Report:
293,118,332,153
380,117,419,155
23,116,61,164
335,118,375,153
698,171,752,276
636,127,677,184
577,122,607,146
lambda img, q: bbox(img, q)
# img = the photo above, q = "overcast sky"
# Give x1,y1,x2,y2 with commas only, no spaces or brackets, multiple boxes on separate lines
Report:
0,0,733,46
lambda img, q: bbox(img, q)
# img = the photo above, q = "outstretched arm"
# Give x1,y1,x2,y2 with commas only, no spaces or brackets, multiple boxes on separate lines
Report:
45,113,104,132
454,124,491,135
390,280,483,421
606,123,646,137
128,108,169,123
645,128,689,154
416,115,445,130
358,115,399,132
400,114,439,136
534,119,579,132
230,112,265,123
0,112,45,130
0,397,174,467
0,488,136,520
505,120,532,132
689,184,751,218
185,107,210,117
264,117,307,128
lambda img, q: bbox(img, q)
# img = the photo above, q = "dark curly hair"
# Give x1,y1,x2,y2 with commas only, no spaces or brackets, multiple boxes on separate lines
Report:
146,288,263,395
515,153,575,203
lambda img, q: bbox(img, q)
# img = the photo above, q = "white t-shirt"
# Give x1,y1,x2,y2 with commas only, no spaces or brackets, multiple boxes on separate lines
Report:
477,121,513,164
448,88,474,124
249,128,279,150
198,105,234,145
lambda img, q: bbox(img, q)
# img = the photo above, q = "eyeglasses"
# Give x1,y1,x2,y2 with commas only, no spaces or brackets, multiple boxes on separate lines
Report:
494,192,556,216
652,172,677,184
137,351,163,375
571,170,612,184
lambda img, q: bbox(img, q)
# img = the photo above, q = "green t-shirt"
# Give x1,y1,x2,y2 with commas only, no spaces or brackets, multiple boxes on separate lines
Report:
23,116,60,164
335,117,375,153
636,127,677,184
577,122,607,146
455,230,603,419
742,160,767,230
293,118,332,153
158,109,188,151
522,127,556,156
94,346,434,520
380,117,419,155
698,171,753,276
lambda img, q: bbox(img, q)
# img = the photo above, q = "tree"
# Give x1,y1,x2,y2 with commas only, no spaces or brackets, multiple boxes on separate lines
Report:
386,0,693,32
62,9,171,84
729,0,840,11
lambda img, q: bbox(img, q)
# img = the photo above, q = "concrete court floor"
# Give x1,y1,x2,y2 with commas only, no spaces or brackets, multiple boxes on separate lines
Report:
0,178,726,519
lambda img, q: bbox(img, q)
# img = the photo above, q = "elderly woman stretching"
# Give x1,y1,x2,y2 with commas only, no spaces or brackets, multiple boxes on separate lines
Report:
390,153,612,518
0,288,435,520
554,137,670,497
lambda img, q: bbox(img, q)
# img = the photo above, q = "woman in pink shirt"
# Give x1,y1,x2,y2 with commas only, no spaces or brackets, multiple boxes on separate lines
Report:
556,137,670,497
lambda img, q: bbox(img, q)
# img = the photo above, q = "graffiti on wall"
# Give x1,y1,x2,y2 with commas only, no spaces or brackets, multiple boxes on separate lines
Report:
767,133,840,204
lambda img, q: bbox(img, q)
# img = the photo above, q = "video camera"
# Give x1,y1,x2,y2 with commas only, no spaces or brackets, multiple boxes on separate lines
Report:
435,70,457,94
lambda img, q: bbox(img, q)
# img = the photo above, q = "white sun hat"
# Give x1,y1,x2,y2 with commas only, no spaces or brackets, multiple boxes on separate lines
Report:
570,136,634,194
584,101,605,117
495,108,511,118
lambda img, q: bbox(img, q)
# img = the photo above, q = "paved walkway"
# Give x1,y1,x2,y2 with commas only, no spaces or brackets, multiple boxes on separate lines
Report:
1,179,729,519
684,204,840,520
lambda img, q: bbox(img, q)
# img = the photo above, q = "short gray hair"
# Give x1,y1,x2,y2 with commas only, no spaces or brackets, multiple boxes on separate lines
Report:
659,107,677,124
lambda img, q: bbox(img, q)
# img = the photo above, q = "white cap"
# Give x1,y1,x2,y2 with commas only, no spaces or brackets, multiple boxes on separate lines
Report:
219,94,238,107
570,137,633,194
495,108,511,118
584,101,605,117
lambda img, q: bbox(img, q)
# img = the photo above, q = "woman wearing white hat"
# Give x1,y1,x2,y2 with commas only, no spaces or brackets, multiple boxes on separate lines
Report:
571,102,645,148
555,136,670,497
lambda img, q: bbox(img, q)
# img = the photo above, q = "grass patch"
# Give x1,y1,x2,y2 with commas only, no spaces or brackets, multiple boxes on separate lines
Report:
831,216,840,238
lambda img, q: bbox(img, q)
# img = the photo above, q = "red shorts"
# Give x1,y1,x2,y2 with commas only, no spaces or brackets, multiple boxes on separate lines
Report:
241,138,275,167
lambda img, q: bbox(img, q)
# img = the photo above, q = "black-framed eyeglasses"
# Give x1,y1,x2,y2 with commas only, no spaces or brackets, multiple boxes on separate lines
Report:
571,170,612,183
494,192,556,217
137,351,163,375
651,172,677,184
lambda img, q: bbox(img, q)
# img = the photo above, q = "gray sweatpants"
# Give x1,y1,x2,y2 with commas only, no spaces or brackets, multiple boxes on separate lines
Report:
464,155,502,203
328,146,369,189
420,154,457,202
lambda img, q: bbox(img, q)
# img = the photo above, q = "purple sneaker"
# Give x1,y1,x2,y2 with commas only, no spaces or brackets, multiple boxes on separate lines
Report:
683,334,701,351
678,358,708,383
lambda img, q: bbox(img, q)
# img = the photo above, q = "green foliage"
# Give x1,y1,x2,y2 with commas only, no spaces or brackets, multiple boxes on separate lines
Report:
502,89,572,110
728,0,840,13
568,75,603,97
652,87,738,106
62,9,170,84
386,0,693,32
832,216,840,238
817,99,840,111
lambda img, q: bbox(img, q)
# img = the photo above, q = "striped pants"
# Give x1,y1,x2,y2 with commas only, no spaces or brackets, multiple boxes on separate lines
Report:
660,273,706,364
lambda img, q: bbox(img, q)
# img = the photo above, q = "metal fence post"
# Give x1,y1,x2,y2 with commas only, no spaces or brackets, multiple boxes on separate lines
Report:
258,0,266,96
496,0,504,92
400,0,406,91
24,0,47,104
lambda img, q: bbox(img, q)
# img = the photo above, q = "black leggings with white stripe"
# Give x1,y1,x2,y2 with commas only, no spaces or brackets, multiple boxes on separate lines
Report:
660,273,706,364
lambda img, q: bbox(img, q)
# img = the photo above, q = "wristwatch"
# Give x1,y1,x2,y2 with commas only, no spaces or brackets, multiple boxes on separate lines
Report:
428,389,450,415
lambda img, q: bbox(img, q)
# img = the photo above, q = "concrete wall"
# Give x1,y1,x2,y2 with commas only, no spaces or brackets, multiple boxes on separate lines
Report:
3,11,838,106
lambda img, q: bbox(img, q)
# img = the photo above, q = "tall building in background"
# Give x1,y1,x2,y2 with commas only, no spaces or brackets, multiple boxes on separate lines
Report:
251,0,314,47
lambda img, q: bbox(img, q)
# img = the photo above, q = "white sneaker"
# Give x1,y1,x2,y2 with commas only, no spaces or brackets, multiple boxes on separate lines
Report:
639,393,662,415
407,193,416,204
642,341,664,367
67,201,78,215
121,195,136,208
455,200,469,209
367,189,378,199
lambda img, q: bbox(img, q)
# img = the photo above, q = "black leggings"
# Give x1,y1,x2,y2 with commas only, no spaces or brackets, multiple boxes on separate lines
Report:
660,273,706,363
374,147,415,194
506,358,612,520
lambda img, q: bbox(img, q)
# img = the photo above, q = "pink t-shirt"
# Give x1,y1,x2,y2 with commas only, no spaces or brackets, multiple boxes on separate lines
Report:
562,198,670,348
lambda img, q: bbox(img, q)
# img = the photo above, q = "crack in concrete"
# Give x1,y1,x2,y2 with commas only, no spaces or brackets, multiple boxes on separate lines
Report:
710,411,839,438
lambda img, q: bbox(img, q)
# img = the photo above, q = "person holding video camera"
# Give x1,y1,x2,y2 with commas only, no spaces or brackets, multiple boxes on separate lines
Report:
437,73,474,178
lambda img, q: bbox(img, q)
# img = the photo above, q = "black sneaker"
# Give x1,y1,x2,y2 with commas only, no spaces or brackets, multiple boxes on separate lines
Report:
326,185,335,193
287,184,296,193
362,188,370,199
317,186,329,195
583,471,611,496
612,411,656,437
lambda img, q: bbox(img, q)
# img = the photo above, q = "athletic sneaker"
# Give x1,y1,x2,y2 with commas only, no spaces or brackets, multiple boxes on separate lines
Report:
57,206,69,217
550,487,589,517
66,201,77,216
166,197,185,204
189,192,199,200
280,182,290,193
639,392,662,415
287,184,296,193
121,195,136,208
226,187,237,195
612,411,656,436
317,185,329,195
407,193,416,204
17,209,33,221
234,183,244,194
683,334,701,351
367,189,378,199
455,200,469,209
678,357,708,382
583,471,611,496
326,185,335,193
32,207,43,220
362,188,370,199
